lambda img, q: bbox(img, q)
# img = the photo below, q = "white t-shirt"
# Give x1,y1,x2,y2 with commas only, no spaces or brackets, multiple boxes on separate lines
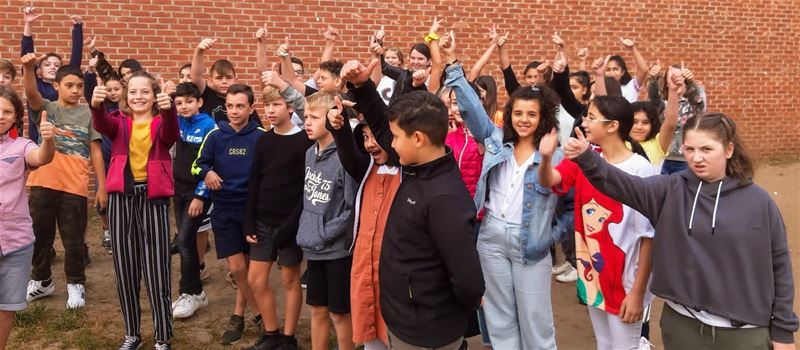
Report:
621,79,640,103
485,149,537,225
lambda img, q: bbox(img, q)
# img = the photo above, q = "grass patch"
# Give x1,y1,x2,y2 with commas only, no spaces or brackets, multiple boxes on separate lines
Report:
13,303,47,328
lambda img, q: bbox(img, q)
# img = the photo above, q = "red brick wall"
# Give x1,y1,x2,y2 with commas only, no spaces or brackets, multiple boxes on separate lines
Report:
2,0,799,161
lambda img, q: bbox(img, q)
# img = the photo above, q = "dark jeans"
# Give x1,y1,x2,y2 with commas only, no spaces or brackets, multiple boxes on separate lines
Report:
29,187,87,284
551,211,576,268
661,159,688,175
173,194,210,295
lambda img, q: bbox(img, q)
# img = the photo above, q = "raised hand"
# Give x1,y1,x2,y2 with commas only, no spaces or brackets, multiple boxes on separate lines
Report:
552,31,565,49
412,67,431,87
276,36,290,57
323,25,340,41
564,127,590,159
156,92,172,110
538,128,559,159
39,111,54,141
374,25,386,44
429,16,446,34
667,67,686,96
23,6,43,23
327,95,346,130
577,47,589,60
648,59,662,80
69,15,82,25
85,36,97,51
487,24,499,44
159,76,176,96
620,37,635,48
552,52,567,74
197,38,217,52
21,52,44,69
261,64,286,89
91,85,107,108
680,61,694,81
439,30,456,58
369,36,384,57
497,31,510,47
255,23,268,44
536,60,551,74
340,59,380,86
592,55,610,76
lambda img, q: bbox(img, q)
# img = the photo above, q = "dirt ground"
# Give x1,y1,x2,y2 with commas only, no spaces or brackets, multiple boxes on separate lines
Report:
9,162,799,350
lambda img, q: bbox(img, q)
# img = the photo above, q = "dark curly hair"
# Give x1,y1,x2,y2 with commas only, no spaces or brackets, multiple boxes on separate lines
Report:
502,85,561,148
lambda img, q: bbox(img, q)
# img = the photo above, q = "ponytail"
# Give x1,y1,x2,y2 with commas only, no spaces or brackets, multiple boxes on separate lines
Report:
590,96,648,159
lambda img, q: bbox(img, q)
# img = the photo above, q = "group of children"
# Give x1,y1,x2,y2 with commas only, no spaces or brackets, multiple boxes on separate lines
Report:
0,6,796,350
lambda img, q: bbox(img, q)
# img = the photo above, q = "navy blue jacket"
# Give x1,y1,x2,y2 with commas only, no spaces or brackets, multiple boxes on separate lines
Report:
191,119,264,207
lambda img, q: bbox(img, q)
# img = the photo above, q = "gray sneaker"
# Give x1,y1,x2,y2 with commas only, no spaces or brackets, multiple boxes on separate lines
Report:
102,230,112,254
221,314,245,345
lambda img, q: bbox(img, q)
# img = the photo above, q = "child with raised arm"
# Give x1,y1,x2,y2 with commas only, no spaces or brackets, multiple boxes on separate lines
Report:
0,60,21,137
90,70,179,350
21,6,84,142
0,86,55,350
21,52,104,310
606,38,650,103
191,84,266,345
538,95,655,350
335,59,404,350
444,45,561,346
295,91,357,350
564,112,797,350
191,38,259,124
240,69,311,350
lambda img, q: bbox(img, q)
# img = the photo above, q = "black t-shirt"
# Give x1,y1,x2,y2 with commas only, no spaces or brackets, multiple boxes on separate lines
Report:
201,87,260,124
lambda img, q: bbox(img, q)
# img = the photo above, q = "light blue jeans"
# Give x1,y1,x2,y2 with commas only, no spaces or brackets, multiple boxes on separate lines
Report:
478,214,556,350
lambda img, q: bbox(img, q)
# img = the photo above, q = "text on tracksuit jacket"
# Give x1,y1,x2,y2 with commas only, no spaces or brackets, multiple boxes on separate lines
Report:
191,120,265,207
174,113,216,199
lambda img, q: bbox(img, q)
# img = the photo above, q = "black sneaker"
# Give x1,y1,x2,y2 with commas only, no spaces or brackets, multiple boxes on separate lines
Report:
300,269,308,289
276,335,298,350
117,335,142,350
169,235,179,255
244,333,282,350
221,315,245,345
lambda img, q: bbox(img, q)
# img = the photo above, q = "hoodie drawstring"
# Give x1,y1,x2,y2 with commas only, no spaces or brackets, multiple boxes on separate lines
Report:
688,180,723,235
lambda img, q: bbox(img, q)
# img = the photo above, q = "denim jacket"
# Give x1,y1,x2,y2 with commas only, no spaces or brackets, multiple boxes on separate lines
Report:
445,64,564,263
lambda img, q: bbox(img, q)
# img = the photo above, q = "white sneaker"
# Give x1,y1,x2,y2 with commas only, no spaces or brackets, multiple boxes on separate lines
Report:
172,291,208,319
551,261,571,275
26,279,55,302
66,283,86,309
555,266,578,283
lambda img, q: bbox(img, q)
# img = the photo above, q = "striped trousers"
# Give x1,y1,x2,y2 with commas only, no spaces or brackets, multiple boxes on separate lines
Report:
108,185,173,342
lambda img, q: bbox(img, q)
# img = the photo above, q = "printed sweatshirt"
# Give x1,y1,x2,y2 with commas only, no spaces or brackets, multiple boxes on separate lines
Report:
296,142,358,261
174,112,216,199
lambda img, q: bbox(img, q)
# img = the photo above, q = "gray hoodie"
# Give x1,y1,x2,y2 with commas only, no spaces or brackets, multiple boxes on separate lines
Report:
296,142,357,260
573,150,797,343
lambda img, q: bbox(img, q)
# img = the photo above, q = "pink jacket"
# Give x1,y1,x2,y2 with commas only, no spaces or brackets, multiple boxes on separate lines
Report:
91,106,179,199
446,125,483,198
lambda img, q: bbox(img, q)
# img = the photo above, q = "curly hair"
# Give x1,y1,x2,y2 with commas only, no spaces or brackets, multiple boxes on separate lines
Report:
502,85,561,148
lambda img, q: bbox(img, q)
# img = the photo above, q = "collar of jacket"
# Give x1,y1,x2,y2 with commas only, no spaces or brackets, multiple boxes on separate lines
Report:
402,147,455,179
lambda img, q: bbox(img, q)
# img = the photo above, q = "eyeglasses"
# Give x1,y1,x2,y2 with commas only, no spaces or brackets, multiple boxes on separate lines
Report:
585,116,613,124
294,70,305,77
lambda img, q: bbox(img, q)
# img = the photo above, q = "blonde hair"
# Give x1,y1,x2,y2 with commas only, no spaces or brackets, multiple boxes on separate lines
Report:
305,91,336,113
261,86,282,104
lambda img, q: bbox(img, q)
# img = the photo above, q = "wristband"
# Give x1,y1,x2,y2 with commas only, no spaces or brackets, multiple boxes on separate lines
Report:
424,33,439,44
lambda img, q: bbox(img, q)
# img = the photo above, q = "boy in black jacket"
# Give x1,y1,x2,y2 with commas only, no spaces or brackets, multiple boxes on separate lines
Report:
339,60,484,349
